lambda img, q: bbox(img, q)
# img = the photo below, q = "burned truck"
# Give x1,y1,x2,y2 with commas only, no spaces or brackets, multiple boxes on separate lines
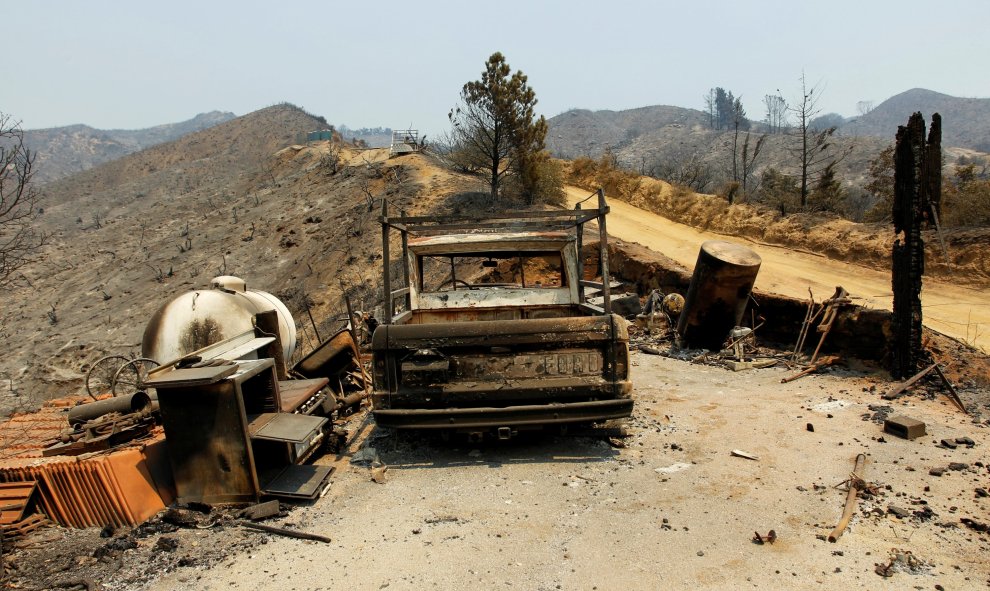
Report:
371,190,633,437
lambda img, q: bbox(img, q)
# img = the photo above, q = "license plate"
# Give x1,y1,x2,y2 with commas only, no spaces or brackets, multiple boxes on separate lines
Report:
453,351,602,379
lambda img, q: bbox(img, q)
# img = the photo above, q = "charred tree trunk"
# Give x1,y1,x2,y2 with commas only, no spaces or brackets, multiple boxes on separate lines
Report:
891,113,940,379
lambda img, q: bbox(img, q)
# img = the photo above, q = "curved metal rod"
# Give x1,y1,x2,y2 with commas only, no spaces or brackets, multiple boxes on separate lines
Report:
828,453,867,542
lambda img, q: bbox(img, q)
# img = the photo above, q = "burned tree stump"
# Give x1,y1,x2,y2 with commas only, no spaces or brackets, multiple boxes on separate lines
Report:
891,113,940,379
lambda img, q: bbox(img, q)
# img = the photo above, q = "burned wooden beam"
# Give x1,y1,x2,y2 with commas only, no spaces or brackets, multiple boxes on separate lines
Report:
891,112,940,379
238,520,332,543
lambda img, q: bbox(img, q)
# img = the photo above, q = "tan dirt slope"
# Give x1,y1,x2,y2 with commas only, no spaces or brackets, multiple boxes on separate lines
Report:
566,186,990,352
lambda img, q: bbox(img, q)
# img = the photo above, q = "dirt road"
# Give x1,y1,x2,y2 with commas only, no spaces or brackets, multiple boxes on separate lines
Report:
566,187,990,351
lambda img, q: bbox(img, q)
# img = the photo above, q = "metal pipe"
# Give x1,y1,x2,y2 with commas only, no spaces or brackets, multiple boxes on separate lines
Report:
381,199,391,324
828,453,866,543
306,306,321,344
323,391,368,414
67,392,152,426
597,189,611,315
400,209,411,311
575,202,585,303
340,391,366,407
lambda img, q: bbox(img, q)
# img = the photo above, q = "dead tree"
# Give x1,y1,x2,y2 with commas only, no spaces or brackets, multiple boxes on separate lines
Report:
763,92,787,134
891,112,941,379
787,74,852,207
0,113,47,287
319,142,341,175
740,132,767,197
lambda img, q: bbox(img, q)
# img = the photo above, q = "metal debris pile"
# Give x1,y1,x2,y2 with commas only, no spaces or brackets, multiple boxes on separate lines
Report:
628,304,789,373
874,549,934,578
0,315,370,543
46,393,158,457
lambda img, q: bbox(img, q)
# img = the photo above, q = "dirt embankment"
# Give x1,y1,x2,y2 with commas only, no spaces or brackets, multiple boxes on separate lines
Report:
567,185,990,352
598,237,990,387
567,168,990,287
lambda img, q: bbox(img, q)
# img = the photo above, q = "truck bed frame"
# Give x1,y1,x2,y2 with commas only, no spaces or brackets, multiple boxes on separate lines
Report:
379,189,616,321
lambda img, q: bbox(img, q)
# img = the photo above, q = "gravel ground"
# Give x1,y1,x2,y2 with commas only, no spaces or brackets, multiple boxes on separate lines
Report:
7,351,989,590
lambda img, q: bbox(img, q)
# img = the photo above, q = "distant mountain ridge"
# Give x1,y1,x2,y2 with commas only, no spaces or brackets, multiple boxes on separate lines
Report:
37,105,321,215
549,105,708,159
547,88,989,196
549,89,990,161
25,111,236,183
842,88,990,152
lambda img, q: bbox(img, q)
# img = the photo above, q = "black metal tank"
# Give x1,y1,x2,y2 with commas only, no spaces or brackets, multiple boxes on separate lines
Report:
676,241,761,350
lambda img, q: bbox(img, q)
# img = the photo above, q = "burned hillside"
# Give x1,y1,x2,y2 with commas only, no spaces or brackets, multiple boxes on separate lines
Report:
0,105,478,415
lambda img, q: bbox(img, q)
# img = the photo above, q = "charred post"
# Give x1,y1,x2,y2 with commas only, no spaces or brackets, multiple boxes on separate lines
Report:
891,112,940,379
597,189,612,315
381,199,391,324
925,114,943,223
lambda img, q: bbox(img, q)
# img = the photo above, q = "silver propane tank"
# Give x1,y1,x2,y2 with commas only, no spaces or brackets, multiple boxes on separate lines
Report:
141,276,297,364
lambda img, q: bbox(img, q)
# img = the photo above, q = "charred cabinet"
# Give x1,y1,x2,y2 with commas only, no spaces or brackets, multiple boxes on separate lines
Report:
147,359,333,504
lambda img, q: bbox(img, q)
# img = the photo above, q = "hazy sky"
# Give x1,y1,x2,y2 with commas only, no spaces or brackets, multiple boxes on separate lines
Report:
5,0,989,135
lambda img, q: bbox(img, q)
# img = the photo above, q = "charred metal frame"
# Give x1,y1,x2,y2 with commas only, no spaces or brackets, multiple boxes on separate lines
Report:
380,188,613,322
146,359,333,504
